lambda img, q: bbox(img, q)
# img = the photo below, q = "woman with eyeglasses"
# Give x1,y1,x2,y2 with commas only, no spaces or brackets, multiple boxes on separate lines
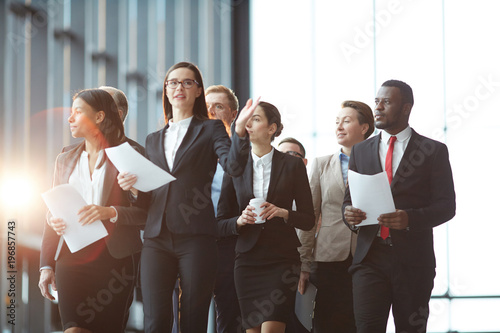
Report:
39,89,146,333
217,101,315,333
117,62,259,332
297,101,374,333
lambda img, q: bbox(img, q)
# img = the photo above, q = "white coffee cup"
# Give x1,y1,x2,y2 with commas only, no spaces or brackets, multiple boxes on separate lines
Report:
249,198,266,224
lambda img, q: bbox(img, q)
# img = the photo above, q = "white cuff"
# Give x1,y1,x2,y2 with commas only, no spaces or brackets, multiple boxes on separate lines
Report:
110,206,118,223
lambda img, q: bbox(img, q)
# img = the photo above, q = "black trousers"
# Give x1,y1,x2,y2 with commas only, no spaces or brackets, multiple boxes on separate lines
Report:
349,241,435,333
141,231,217,333
213,236,243,332
309,256,356,333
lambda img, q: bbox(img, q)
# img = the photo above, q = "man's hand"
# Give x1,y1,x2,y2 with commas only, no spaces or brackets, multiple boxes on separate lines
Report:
344,205,366,227
378,209,409,230
39,269,56,301
298,271,310,295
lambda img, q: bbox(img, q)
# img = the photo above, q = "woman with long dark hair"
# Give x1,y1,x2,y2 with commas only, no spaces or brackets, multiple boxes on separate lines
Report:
118,62,258,332
39,89,145,333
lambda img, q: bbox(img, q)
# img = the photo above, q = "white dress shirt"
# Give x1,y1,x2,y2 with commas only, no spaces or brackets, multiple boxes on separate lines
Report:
378,126,412,177
69,150,107,206
252,148,274,200
164,116,193,169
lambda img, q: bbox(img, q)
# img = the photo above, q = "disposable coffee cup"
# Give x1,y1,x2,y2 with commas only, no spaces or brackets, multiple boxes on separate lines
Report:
249,198,266,224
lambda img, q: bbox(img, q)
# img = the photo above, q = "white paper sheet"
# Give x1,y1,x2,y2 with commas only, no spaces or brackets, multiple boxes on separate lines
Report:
105,142,176,192
41,184,108,253
347,170,396,226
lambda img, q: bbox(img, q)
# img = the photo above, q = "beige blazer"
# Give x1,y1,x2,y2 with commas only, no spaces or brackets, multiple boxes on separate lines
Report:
298,152,357,272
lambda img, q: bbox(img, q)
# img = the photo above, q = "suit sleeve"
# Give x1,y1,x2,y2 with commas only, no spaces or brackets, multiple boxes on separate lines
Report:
216,172,240,237
297,157,321,272
132,133,153,210
212,120,250,177
286,158,315,231
405,143,456,231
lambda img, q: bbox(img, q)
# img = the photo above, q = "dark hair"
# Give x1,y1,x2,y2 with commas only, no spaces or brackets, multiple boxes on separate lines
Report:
205,85,239,111
278,137,306,158
162,62,208,123
381,80,414,106
258,101,283,142
73,89,125,148
99,86,128,121
341,100,375,139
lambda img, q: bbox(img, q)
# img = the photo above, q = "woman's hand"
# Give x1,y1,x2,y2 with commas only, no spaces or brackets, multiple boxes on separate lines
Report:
236,205,257,227
48,217,66,236
78,205,116,225
234,97,261,138
39,269,57,301
260,202,289,221
117,172,138,196
298,271,310,295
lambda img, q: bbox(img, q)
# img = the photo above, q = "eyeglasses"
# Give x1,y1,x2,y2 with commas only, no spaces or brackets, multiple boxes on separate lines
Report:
166,79,200,89
284,151,304,159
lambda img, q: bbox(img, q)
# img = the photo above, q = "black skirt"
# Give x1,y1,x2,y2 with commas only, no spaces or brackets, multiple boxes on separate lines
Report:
234,237,300,329
55,239,138,333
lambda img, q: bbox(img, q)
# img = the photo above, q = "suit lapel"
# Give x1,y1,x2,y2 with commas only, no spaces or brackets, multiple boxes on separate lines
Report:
243,152,254,198
266,151,285,201
171,118,203,174
331,152,346,190
100,159,118,206
59,143,85,184
392,128,418,187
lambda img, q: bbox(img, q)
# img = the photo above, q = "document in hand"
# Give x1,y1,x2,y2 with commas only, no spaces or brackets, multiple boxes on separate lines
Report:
295,282,317,332
105,142,176,192
41,184,108,253
347,170,396,226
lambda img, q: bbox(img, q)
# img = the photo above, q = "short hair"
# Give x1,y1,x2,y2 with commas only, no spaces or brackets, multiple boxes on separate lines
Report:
381,80,414,106
341,100,375,139
278,137,306,158
258,101,283,142
163,62,208,123
205,85,239,111
99,86,128,121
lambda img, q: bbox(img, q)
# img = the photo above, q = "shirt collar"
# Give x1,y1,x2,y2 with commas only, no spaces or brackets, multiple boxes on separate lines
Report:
339,149,349,162
381,126,412,144
252,148,274,167
169,116,193,129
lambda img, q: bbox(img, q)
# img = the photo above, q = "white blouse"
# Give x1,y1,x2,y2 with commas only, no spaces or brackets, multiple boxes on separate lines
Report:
164,116,193,169
68,150,107,206
252,148,274,200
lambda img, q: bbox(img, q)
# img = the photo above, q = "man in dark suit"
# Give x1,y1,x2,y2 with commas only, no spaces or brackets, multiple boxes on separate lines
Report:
343,80,455,333
62,86,144,154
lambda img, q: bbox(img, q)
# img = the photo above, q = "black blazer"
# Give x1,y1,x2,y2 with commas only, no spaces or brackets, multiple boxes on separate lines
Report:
40,142,146,269
343,129,456,267
217,150,315,255
136,117,250,238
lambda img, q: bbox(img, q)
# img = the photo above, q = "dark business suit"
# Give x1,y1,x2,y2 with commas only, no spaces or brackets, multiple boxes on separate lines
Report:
342,129,455,333
40,142,145,332
136,117,250,333
217,150,315,329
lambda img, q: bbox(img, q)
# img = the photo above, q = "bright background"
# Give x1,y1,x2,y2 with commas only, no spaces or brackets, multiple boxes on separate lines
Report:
251,0,500,332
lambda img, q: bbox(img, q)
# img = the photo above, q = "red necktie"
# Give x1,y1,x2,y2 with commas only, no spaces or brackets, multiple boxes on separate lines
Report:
381,136,397,240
